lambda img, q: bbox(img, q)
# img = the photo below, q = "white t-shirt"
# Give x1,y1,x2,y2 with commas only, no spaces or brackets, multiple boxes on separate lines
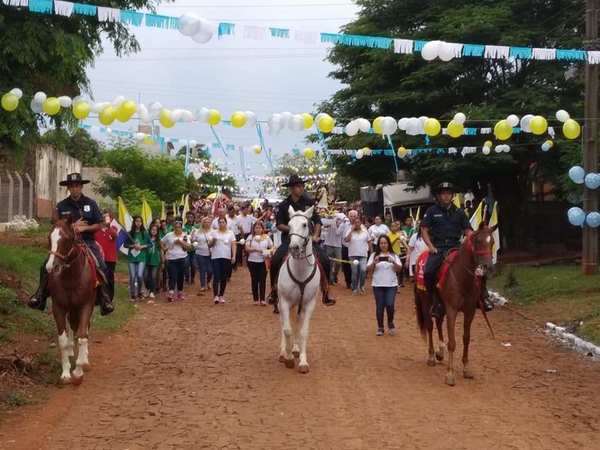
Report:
340,219,352,248
236,214,256,235
161,232,189,260
211,216,237,233
409,234,428,269
322,216,344,248
209,229,235,260
192,228,212,257
345,227,370,258
368,223,390,242
367,253,401,287
246,234,274,263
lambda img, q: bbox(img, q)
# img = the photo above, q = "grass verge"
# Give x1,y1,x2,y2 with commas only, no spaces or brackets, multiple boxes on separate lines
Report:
490,264,600,345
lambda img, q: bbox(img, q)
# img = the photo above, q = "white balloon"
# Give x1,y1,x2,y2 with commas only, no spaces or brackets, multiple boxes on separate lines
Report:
138,104,150,123
179,13,202,36
10,88,23,99
291,114,304,131
503,145,511,153
180,110,194,122
438,42,456,62
482,146,491,155
356,149,364,159
494,145,503,153
135,132,146,141
197,107,210,123
363,147,372,156
556,109,570,123
398,117,409,131
33,91,47,104
382,116,398,135
407,117,420,136
506,114,519,127
520,114,534,132
92,102,110,113
245,111,257,127
149,101,162,112
281,112,293,127
189,139,198,147
30,99,43,113
58,96,72,108
345,121,359,136
171,109,184,122
357,118,371,133
191,27,214,44
421,40,442,61
112,95,125,106
453,112,466,124
314,113,326,124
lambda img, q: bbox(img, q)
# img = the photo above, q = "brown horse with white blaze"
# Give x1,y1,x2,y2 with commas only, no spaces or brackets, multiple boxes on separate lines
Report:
415,224,495,386
46,218,98,385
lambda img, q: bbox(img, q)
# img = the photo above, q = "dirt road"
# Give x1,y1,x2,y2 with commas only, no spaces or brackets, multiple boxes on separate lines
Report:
1,269,599,450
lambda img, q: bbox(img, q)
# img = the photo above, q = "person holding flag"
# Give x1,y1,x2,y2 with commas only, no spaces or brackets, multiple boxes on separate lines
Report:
95,210,119,301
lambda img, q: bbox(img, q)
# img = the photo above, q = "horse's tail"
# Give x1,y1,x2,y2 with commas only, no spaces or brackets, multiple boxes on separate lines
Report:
414,286,427,340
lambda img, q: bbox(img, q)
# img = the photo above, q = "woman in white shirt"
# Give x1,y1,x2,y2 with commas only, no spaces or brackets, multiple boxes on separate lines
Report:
161,219,193,302
367,235,402,336
209,217,237,304
344,217,371,294
245,221,273,306
408,226,428,278
192,217,213,294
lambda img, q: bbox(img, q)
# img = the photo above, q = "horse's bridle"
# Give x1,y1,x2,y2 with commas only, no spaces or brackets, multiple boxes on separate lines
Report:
49,229,82,270
287,214,313,260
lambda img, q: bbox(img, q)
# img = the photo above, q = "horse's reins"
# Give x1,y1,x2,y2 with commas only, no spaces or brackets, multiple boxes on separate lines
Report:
285,214,318,314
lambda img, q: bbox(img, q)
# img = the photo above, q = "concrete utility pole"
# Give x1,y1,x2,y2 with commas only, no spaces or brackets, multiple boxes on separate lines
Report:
583,0,599,274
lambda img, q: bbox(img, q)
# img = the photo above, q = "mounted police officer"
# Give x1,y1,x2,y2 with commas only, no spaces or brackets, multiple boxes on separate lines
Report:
268,174,336,310
420,182,471,318
28,173,114,316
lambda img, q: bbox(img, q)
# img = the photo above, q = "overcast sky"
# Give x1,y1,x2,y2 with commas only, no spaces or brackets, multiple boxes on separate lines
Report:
86,0,360,194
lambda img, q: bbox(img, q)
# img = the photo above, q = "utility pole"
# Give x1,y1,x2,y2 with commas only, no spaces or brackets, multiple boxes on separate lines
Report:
583,0,599,275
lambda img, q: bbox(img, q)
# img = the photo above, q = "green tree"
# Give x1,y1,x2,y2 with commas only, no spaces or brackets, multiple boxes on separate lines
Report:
120,186,162,219
187,146,238,196
322,0,584,245
41,128,105,166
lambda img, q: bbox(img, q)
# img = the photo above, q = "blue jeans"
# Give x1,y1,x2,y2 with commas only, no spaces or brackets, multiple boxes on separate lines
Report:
145,265,159,294
128,261,146,298
195,254,213,288
373,286,397,330
350,256,367,291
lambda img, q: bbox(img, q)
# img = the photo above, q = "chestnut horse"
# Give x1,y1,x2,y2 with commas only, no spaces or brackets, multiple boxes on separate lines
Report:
415,224,495,386
46,218,98,385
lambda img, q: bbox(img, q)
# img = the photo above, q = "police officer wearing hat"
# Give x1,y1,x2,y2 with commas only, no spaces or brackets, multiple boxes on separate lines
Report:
268,174,336,309
28,173,114,315
420,182,471,318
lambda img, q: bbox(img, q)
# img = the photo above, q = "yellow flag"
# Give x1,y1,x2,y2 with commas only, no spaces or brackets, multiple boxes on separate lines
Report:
409,207,414,220
160,201,166,220
141,197,153,228
182,193,190,218
172,202,178,217
452,194,462,209
469,200,484,230
117,196,132,230
489,201,500,263
415,206,421,221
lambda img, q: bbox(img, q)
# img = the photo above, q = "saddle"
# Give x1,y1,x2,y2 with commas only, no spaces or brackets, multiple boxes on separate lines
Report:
80,244,100,288
415,249,460,292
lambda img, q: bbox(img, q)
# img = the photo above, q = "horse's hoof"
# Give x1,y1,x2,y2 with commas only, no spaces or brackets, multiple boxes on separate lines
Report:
278,355,287,363
71,374,84,386
427,358,436,367
463,369,474,379
435,350,445,362
292,350,300,359
298,364,310,374
284,358,295,369
445,374,456,386
60,376,72,385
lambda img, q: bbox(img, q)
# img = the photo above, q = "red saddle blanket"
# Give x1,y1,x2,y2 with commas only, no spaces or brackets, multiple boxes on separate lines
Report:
80,245,99,288
415,250,459,292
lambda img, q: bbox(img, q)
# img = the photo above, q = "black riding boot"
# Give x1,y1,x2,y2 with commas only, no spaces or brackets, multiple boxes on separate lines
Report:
426,280,444,319
95,269,114,316
322,291,336,306
28,264,49,311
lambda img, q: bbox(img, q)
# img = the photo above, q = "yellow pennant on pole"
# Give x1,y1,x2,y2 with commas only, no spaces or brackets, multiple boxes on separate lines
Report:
160,201,166,220
141,197,153,229
117,196,132,230
469,201,484,229
415,205,421,221
182,194,190,218
489,201,500,264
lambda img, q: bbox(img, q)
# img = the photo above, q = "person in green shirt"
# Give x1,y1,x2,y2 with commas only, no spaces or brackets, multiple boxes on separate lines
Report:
145,223,162,299
388,221,408,288
183,211,198,285
402,216,415,240
125,216,151,301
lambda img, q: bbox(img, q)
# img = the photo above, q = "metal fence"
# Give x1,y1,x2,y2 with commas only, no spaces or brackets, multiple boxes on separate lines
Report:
0,171,34,222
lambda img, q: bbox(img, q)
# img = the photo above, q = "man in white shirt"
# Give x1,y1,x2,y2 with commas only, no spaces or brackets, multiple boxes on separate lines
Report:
211,207,237,233
368,215,390,244
321,212,344,285
341,209,358,289
235,204,256,266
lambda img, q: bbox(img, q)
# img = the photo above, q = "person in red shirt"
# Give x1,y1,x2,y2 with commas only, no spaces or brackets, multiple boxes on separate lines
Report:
95,210,119,300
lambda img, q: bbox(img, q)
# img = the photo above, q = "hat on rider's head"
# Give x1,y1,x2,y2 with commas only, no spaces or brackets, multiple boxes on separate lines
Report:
282,174,306,187
432,182,456,195
59,172,90,186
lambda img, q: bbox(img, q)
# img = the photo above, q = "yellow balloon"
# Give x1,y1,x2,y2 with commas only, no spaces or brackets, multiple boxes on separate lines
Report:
253,145,262,155
42,97,61,116
308,166,315,174
493,120,512,140
317,114,335,133
159,109,175,128
424,118,441,137
207,109,221,126
397,146,408,158
530,116,548,135
302,113,314,129
484,140,493,148
446,120,464,138
373,116,384,134
99,106,116,125
303,147,316,159
1,93,19,112
230,111,247,128
116,100,137,122
563,119,581,139
72,101,90,120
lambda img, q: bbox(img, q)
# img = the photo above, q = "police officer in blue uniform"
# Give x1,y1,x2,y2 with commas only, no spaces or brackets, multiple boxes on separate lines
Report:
420,182,471,318
28,173,114,315
268,174,335,310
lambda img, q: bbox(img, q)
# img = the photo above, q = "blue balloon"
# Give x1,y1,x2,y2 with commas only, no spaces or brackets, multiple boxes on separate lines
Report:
569,166,586,184
568,207,586,226
586,212,600,228
585,172,600,190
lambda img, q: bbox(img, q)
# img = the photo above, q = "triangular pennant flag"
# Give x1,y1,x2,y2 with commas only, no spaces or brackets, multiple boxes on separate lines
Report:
469,200,484,230
415,206,421,221
160,201,166,221
489,201,500,264
141,197,153,229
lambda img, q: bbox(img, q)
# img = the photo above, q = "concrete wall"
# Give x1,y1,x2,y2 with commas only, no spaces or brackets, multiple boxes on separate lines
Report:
35,146,82,218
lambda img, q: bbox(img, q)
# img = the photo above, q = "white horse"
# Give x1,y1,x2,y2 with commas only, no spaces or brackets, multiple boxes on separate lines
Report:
277,205,321,374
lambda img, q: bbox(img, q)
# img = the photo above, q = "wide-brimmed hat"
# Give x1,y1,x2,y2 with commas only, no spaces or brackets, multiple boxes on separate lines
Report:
59,172,90,186
282,174,306,187
432,182,456,194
